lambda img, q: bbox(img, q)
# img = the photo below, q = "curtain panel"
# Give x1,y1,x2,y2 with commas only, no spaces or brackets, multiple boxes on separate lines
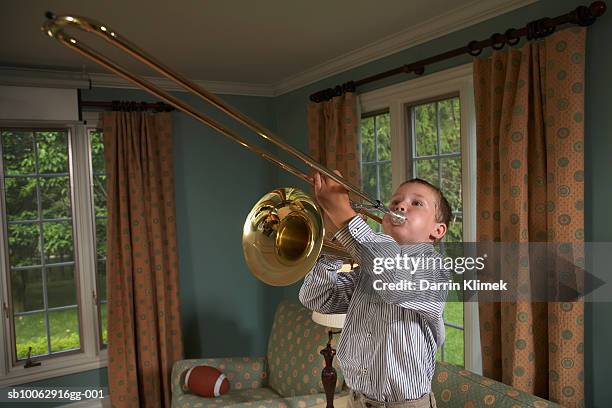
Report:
102,111,183,407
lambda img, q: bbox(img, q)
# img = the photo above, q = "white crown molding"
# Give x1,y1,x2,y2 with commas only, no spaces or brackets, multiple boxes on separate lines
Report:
273,0,537,96
0,67,91,89
88,72,275,97
0,67,275,97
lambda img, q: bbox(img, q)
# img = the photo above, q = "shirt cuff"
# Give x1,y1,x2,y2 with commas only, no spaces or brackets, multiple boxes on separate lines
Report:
333,216,373,250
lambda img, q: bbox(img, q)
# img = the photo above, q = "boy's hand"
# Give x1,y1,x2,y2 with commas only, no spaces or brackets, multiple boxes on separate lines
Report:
313,171,357,229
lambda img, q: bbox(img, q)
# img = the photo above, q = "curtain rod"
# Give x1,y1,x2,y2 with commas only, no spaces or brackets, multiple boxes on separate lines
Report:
309,1,607,103
80,100,175,112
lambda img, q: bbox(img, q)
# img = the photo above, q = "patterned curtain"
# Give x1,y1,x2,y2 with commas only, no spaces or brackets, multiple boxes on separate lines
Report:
102,111,183,407
474,27,585,406
307,93,361,188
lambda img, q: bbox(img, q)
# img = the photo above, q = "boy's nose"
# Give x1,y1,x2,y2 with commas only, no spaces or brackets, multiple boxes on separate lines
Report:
392,205,406,212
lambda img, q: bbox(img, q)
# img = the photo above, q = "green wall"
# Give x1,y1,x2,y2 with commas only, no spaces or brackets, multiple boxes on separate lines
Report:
274,1,611,406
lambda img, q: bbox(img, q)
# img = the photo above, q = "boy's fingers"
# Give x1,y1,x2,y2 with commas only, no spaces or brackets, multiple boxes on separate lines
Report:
314,172,321,191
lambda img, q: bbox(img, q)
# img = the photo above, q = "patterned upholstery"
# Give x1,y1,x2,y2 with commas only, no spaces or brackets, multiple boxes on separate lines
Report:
171,356,348,407
171,301,347,407
171,301,560,407
432,361,561,407
267,300,344,397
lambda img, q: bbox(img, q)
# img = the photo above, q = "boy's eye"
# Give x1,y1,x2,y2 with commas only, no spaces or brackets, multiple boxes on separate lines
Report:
412,200,423,206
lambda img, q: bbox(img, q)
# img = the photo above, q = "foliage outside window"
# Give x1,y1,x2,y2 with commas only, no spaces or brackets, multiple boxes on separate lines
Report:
1,130,80,360
408,96,465,367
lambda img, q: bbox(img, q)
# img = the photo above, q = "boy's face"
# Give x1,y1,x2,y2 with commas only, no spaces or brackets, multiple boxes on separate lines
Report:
382,182,447,244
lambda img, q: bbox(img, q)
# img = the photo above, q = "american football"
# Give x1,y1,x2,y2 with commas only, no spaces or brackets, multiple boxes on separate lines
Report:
184,365,230,398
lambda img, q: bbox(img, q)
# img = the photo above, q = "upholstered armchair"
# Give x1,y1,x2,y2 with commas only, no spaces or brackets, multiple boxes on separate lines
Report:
171,300,348,407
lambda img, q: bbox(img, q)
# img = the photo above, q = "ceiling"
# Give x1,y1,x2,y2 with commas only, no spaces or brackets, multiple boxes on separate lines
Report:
1,0,532,92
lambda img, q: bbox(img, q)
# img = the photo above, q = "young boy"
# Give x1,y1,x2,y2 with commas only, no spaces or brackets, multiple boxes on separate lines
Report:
299,172,452,408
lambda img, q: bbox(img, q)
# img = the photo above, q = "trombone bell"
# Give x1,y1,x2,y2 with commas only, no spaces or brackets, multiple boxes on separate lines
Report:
243,188,324,286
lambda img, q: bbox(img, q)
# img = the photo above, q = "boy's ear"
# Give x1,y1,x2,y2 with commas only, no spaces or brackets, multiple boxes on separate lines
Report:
430,223,447,241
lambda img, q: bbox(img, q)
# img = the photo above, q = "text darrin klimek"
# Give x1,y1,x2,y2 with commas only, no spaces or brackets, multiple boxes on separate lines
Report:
372,279,508,291
371,253,509,292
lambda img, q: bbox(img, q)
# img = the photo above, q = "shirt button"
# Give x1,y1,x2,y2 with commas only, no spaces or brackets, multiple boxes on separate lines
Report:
366,332,372,338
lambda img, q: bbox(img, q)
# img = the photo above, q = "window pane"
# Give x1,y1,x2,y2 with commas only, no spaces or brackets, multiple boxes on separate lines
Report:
362,163,377,201
443,296,464,327
90,129,106,173
100,302,108,345
97,260,107,300
96,218,107,259
93,175,107,217
5,177,37,221
49,308,80,353
47,265,77,308
380,163,392,205
440,157,462,213
439,98,461,153
11,269,44,313
36,131,69,174
414,159,439,187
14,311,47,359
360,116,375,162
1,130,36,175
43,221,74,264
446,213,464,243
8,223,41,267
444,326,465,367
41,176,72,219
413,104,437,157
376,114,390,161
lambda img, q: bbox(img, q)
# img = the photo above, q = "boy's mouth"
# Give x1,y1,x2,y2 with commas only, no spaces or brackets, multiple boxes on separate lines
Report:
390,211,406,226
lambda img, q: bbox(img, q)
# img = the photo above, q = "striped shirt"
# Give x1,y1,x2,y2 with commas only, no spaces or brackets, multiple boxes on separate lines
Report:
299,216,450,402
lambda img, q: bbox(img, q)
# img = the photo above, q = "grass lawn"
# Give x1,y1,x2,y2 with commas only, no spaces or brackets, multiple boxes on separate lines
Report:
436,290,465,367
14,304,107,360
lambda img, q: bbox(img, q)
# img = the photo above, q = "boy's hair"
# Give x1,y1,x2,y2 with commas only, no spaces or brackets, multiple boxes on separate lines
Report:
400,178,452,227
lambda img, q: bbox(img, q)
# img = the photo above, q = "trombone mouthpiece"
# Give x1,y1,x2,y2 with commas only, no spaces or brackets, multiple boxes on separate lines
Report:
390,211,406,225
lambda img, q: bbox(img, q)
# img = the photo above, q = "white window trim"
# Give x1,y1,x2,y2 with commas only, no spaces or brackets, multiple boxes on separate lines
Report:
0,112,107,387
359,63,482,374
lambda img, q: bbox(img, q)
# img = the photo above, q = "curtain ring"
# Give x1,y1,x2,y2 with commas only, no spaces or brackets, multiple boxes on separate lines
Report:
505,28,520,46
467,40,482,56
490,33,505,50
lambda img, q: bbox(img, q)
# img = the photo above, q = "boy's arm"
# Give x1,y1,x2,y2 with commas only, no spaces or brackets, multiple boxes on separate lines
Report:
298,255,360,314
335,216,449,320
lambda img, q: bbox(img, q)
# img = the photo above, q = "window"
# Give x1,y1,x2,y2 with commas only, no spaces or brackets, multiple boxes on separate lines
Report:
407,96,464,366
360,111,391,231
359,64,481,373
1,129,80,360
0,113,107,385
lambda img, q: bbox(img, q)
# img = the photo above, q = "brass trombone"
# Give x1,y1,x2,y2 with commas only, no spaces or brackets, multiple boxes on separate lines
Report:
42,12,405,286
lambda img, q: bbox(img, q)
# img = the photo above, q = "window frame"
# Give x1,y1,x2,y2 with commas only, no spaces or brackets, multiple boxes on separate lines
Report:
0,112,107,386
359,63,482,374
